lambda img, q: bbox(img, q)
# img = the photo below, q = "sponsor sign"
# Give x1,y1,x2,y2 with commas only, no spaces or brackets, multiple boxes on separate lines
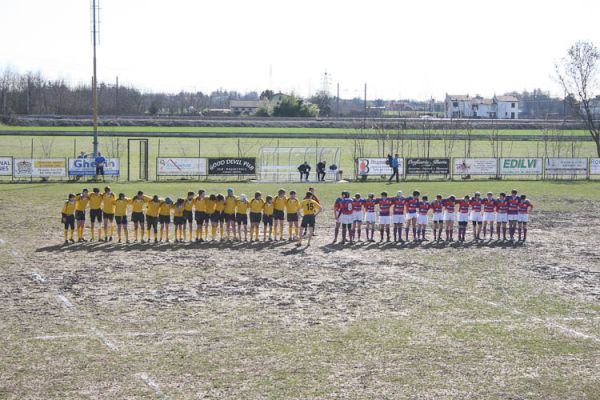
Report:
156,157,207,176
13,158,67,177
357,158,403,176
545,158,587,175
0,156,12,176
406,158,450,175
590,158,600,175
68,158,120,176
499,158,542,175
453,158,497,176
208,157,256,175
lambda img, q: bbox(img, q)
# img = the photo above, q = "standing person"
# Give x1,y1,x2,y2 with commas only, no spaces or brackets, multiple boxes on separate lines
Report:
146,195,161,243
316,160,326,181
388,153,400,183
263,195,275,241
297,192,321,247
392,191,406,243
332,192,344,243
405,191,420,241
495,193,509,240
194,190,207,242
173,198,185,243
159,197,173,242
236,194,250,241
88,187,103,241
352,193,364,241
286,190,300,241
207,194,219,241
224,188,238,241
74,189,89,242
456,195,470,242
61,194,76,244
249,192,265,242
101,186,116,241
482,192,496,240
517,194,533,242
214,194,226,241
298,161,311,182
469,192,484,241
507,189,520,241
273,189,287,240
131,191,151,242
114,193,131,243
375,191,394,242
363,193,377,242
339,191,354,244
307,187,320,236
442,195,457,241
95,152,106,182
183,192,195,242
431,195,444,241
416,195,431,241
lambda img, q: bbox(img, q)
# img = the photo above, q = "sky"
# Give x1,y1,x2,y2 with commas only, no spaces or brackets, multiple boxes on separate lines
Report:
1,0,599,101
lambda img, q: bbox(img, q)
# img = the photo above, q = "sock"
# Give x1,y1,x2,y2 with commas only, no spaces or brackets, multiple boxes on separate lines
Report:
64,229,68,241
98,228,102,239
370,228,374,240
502,226,507,239
289,225,293,238
433,226,437,240
212,225,217,240
110,225,114,237
518,226,522,240
386,227,390,241
393,225,397,241
204,224,209,238
134,226,139,241
295,225,299,238
405,226,409,241
412,226,417,239
147,228,152,240
91,226,95,239
163,227,167,241
523,227,527,240
341,224,346,241
124,227,128,241
422,227,426,240
380,228,384,240
334,224,340,241
118,228,122,241
77,227,81,240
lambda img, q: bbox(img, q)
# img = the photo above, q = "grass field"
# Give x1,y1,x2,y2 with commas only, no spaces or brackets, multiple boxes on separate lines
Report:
1,181,599,399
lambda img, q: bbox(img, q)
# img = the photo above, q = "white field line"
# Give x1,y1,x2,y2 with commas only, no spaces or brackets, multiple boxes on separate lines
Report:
139,373,168,400
33,329,203,341
90,327,119,352
56,293,78,313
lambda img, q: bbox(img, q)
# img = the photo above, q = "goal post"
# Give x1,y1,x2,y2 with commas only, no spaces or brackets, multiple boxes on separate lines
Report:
257,146,341,183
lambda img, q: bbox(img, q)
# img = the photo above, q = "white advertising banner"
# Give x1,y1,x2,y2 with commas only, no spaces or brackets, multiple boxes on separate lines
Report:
453,158,497,176
0,157,12,176
68,158,120,176
545,158,587,175
13,158,67,177
357,158,402,176
500,158,543,175
590,158,600,175
157,157,207,176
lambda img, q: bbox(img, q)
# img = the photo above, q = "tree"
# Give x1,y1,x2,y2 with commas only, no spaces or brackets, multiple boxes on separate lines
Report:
272,95,318,117
556,41,600,156
259,89,274,100
309,91,332,116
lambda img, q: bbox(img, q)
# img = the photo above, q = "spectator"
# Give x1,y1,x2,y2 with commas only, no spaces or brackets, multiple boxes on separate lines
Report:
77,151,87,159
298,161,311,182
316,160,326,181
95,152,106,182
388,153,400,183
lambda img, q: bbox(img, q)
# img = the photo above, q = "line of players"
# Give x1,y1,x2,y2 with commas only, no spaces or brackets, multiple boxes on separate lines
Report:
60,187,322,246
332,189,533,244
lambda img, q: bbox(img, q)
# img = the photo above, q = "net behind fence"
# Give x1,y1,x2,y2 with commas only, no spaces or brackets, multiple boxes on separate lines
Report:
257,146,341,182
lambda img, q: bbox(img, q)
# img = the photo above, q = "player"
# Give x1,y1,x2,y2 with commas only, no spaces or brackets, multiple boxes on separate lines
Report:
298,191,321,246
183,192,195,242
416,195,431,241
482,192,496,240
405,191,420,241
131,191,151,242
506,189,520,241
303,187,321,236
469,192,483,241
338,191,354,244
236,194,249,241
495,193,509,240
431,195,444,241
114,193,131,243
205,194,217,240
286,190,300,241
352,193,364,241
173,198,185,243
88,187,103,240
442,195,457,241
146,195,161,243
101,186,116,241
363,193,377,242
223,188,238,241
456,195,470,242
332,193,343,243
273,189,287,240
159,197,173,242
194,190,207,242
74,189,89,242
518,194,533,242
215,194,226,241
263,195,275,241
376,191,394,242
249,192,265,242
61,193,76,244
392,191,405,243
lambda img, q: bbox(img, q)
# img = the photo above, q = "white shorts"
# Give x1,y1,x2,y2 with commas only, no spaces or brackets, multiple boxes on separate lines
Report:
353,211,363,223
432,213,443,222
407,212,417,220
364,212,376,223
518,214,529,223
470,212,482,222
341,214,354,224
458,213,469,223
508,214,519,222
393,214,405,224
417,215,428,225
496,213,508,223
483,212,495,222
379,215,391,225
444,212,455,222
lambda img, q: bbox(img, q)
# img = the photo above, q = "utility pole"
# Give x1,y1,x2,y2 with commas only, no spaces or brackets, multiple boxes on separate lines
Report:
363,83,367,130
336,83,340,117
91,0,100,165
115,75,119,118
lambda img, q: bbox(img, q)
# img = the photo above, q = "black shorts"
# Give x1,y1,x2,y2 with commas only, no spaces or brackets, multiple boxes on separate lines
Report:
96,166,104,175
75,210,86,221
459,221,468,226
115,215,128,225
209,213,220,223
250,212,262,224
90,209,102,223
147,216,158,226
301,215,316,228
62,214,75,229
273,209,285,221
174,216,185,226
195,211,207,223
224,212,236,222
103,212,114,221
159,215,171,224
132,212,145,224
183,210,193,223
236,213,248,225
287,213,299,222
262,215,273,225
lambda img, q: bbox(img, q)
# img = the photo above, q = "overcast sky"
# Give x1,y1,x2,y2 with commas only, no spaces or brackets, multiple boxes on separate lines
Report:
1,0,599,100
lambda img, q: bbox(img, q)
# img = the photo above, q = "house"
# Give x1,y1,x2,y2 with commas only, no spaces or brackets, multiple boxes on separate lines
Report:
229,100,262,115
445,95,472,118
471,97,496,118
445,94,519,119
494,95,519,119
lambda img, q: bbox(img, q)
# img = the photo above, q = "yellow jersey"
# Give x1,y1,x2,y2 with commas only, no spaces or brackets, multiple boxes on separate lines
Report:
263,202,274,216
173,205,185,217
75,194,89,211
300,199,320,215
159,202,173,216
132,195,151,213
146,200,161,217
249,198,265,213
61,201,76,215
224,196,238,214
184,198,194,212
214,199,225,212
236,200,249,214
114,198,131,217
273,196,287,211
205,199,216,214
102,193,116,214
286,198,300,214
89,193,103,210
194,196,207,212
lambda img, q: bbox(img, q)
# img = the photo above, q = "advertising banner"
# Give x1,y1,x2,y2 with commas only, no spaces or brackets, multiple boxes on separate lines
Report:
499,158,542,175
156,157,207,176
406,158,450,175
68,158,120,176
0,156,12,176
13,158,67,177
545,158,587,175
357,158,403,176
453,158,497,176
208,157,256,175
590,158,600,175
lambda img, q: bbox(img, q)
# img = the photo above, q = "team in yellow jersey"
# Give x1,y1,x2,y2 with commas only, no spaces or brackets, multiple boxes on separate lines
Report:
60,187,321,245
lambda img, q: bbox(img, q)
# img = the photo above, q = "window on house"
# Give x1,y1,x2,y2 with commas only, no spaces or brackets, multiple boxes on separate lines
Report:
452,102,458,107
511,103,515,108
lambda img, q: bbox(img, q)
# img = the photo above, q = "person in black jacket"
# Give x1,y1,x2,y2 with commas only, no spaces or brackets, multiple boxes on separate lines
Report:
298,161,311,181
316,160,326,181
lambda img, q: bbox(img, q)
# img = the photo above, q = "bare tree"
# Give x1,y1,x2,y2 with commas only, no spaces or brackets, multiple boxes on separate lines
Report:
556,41,600,156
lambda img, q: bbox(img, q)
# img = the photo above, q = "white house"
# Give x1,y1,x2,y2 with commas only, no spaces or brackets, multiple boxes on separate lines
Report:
445,94,519,119
494,95,519,119
445,95,472,118
229,100,262,115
